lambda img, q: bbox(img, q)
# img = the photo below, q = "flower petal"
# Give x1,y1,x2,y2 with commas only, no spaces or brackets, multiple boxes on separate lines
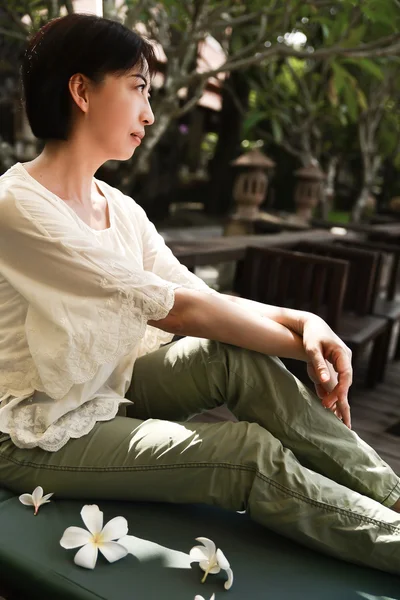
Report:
41,493,54,502
200,560,220,574
117,535,137,554
224,567,234,590
32,486,44,504
81,504,103,535
74,543,98,570
99,541,128,563
189,546,210,563
100,516,128,542
216,548,230,570
19,494,34,506
195,537,216,558
60,526,93,549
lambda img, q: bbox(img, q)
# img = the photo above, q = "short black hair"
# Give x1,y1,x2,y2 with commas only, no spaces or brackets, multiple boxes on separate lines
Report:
21,14,157,141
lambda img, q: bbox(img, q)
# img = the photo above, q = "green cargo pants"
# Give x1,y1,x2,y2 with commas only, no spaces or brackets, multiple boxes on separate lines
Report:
0,337,399,575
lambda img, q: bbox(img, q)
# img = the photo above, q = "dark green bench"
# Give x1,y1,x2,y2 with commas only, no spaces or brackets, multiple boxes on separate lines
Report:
0,486,399,600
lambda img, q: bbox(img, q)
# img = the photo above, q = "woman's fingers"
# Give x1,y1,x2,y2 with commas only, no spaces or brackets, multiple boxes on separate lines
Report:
322,385,352,429
331,346,353,398
337,397,352,429
315,383,328,399
306,345,352,428
307,347,330,383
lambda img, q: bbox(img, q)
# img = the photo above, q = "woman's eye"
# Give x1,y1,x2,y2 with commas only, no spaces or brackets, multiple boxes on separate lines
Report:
136,84,151,99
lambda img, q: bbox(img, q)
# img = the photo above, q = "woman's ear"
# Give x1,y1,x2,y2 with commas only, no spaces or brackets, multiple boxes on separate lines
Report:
68,73,90,114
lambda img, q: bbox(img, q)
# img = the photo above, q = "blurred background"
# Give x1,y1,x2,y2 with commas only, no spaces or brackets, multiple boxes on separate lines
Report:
1,0,400,230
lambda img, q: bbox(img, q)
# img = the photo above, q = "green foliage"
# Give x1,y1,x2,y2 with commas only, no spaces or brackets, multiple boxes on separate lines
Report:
1,0,400,198
328,211,351,223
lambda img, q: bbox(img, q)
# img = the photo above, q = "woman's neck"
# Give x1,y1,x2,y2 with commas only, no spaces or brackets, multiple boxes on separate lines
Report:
23,138,104,207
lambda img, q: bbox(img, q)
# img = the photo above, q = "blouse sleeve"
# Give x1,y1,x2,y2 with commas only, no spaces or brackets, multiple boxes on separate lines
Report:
135,204,219,296
0,188,181,400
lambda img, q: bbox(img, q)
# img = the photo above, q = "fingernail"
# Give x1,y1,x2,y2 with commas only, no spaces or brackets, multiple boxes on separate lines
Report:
321,372,329,382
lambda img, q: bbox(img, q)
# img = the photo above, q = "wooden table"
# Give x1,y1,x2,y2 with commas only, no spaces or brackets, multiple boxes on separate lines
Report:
167,229,360,268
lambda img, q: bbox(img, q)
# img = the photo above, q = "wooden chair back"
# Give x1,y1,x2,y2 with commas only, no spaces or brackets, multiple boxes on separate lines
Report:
236,246,349,330
333,238,400,302
295,241,381,316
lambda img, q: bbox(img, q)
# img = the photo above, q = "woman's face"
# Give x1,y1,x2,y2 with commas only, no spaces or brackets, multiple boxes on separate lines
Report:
72,65,154,162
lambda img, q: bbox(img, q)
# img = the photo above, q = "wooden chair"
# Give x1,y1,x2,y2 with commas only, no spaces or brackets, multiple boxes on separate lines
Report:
367,226,400,245
333,238,400,379
294,241,389,387
234,246,349,332
233,246,350,390
333,238,400,302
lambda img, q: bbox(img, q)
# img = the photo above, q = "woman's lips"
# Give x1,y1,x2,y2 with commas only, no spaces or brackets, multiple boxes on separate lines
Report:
130,134,142,145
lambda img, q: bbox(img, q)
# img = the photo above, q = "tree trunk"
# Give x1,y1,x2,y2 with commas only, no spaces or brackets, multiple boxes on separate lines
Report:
352,185,371,223
320,155,338,220
205,70,249,216
352,153,381,222
351,114,381,222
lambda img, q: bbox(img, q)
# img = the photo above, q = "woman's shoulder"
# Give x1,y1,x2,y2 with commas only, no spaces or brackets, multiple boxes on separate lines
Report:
0,163,36,198
0,163,82,237
0,163,39,227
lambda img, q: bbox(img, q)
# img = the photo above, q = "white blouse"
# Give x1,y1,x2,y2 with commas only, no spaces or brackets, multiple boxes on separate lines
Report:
0,163,217,452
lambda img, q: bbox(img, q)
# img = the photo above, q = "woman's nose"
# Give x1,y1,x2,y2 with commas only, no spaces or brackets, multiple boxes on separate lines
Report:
142,104,155,126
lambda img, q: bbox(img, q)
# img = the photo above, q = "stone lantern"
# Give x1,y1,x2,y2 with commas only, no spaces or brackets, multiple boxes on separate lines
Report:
294,161,325,222
230,149,276,221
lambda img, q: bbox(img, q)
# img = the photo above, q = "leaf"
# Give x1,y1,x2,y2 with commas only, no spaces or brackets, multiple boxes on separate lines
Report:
321,24,330,42
362,0,400,28
341,25,367,48
331,62,348,95
343,85,358,122
271,118,283,144
342,58,385,81
328,76,339,107
243,110,266,135
355,87,368,112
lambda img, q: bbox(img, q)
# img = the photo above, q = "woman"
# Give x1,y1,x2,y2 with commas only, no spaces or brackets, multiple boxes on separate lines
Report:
0,13,399,575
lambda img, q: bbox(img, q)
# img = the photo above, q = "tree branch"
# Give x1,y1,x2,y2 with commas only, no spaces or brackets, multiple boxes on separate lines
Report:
1,3,29,35
64,0,74,15
171,81,205,117
218,13,268,65
183,36,400,87
0,26,27,40
124,0,150,30
212,9,267,29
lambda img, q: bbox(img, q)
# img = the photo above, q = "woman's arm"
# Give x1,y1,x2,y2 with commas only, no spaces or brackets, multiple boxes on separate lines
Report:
221,293,309,335
149,287,353,428
148,287,308,362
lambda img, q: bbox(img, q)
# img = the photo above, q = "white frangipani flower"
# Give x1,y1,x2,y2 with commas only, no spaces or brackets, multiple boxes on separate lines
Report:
190,537,233,590
19,486,54,515
60,504,129,569
195,594,215,600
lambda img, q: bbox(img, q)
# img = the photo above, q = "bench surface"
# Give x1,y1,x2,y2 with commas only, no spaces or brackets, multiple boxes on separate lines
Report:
0,487,399,600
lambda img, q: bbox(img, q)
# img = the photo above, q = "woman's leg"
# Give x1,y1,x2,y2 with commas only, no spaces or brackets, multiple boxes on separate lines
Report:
1,408,400,575
128,337,400,509
0,336,399,575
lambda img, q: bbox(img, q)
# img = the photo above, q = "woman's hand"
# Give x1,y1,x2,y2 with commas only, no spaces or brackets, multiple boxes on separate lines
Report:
302,315,353,429
307,361,347,423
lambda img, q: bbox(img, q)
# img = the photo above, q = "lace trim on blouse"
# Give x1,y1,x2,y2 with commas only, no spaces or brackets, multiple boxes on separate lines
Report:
0,394,123,452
